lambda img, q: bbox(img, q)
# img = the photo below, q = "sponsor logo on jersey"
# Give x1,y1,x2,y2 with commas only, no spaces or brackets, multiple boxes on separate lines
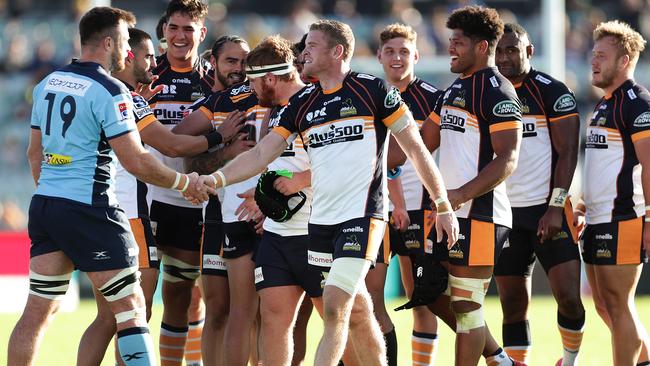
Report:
172,78,191,84
324,96,341,106
342,235,362,251
116,101,131,120
492,100,520,117
357,73,376,80
384,86,401,108
440,109,466,133
161,85,177,95
230,83,251,95
203,254,226,270
522,121,537,138
254,267,264,283
44,74,91,96
340,98,357,117
520,98,530,114
420,82,438,94
452,90,466,108
489,76,499,88
628,89,638,100
306,107,327,123
307,123,364,148
153,103,190,123
343,226,364,233
553,94,577,112
44,152,72,165
586,130,608,149
535,74,551,85
299,85,316,98
633,111,650,127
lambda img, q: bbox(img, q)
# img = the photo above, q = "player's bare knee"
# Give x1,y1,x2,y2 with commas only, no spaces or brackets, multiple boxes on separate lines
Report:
556,294,584,318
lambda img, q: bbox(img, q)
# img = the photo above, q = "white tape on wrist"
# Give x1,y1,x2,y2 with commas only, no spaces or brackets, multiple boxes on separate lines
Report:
645,205,650,211
215,170,227,188
179,175,190,192
548,188,568,208
209,174,218,188
170,172,181,189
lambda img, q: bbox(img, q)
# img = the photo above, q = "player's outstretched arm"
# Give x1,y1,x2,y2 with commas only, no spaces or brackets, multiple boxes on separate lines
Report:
197,131,288,193
26,128,43,186
140,119,219,158
110,130,208,203
171,107,214,136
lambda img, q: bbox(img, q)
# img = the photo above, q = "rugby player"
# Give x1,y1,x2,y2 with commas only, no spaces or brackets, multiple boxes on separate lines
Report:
373,23,443,366
578,20,650,366
427,6,523,365
242,34,325,366
174,34,254,366
76,28,242,366
196,19,458,366
10,7,206,366
174,36,267,365
494,23,585,366
146,1,213,364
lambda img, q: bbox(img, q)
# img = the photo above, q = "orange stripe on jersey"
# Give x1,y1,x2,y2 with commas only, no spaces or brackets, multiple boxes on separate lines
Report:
549,113,579,123
383,104,408,127
171,65,193,73
429,111,441,125
489,121,522,133
323,84,343,94
365,218,387,261
137,115,157,132
128,218,149,268
468,220,495,266
632,130,650,142
199,106,212,120
617,217,643,264
273,126,292,140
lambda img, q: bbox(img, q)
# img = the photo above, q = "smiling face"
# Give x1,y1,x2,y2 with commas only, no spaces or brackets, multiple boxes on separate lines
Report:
495,31,531,81
378,37,418,85
591,36,623,90
163,12,206,63
213,41,249,88
448,29,480,75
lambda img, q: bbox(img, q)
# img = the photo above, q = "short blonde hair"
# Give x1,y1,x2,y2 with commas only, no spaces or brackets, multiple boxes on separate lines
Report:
379,23,417,47
309,19,355,62
593,20,646,63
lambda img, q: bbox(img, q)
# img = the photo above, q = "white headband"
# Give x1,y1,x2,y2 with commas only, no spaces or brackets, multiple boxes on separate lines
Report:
245,62,294,78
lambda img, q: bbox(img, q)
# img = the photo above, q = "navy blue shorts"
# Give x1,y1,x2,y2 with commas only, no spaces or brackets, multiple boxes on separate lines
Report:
582,217,648,265
28,195,138,272
386,209,435,260
150,200,203,251
201,196,227,276
223,221,260,259
308,216,387,272
495,203,580,276
255,231,323,297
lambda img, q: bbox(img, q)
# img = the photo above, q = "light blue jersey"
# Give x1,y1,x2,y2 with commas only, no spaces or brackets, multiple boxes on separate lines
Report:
31,61,137,206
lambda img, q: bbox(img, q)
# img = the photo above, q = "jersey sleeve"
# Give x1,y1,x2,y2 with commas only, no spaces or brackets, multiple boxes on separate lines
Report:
130,92,156,132
627,96,650,143
428,91,444,126
273,102,299,144
197,91,222,121
483,82,523,133
30,82,44,130
375,80,409,128
541,81,579,122
99,90,137,140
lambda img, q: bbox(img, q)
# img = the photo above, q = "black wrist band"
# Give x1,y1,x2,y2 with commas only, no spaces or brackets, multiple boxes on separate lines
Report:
205,132,222,149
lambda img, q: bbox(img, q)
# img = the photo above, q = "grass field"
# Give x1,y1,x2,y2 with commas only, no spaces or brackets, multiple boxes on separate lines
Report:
2,296,650,365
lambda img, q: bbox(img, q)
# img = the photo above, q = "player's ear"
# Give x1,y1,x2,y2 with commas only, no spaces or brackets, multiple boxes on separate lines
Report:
413,48,420,64
333,44,345,60
199,26,207,42
618,53,631,70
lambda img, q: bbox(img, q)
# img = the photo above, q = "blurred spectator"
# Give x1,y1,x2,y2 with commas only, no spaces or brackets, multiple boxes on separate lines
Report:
0,200,27,231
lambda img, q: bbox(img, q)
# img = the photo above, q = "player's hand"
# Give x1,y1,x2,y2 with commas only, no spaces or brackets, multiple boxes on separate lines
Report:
196,174,219,195
235,188,262,222
573,209,586,239
254,216,265,235
182,172,209,204
447,188,467,211
435,211,459,249
273,176,301,195
136,75,165,101
391,207,410,232
217,110,246,143
223,133,256,160
537,206,563,242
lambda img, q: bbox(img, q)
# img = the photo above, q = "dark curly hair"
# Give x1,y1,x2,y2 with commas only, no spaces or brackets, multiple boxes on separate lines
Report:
165,0,208,23
446,6,504,52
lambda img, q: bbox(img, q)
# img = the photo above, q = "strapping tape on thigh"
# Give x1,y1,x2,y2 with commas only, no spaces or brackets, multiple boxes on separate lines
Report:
162,255,200,282
29,270,73,300
447,274,490,303
99,267,140,302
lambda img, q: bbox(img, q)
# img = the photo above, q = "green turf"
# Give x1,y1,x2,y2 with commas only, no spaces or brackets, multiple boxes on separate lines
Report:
2,296,649,365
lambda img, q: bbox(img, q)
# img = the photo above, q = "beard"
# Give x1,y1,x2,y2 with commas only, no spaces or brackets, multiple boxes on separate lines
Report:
256,81,276,108
216,66,245,89
592,67,616,89
134,65,154,84
110,49,125,72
